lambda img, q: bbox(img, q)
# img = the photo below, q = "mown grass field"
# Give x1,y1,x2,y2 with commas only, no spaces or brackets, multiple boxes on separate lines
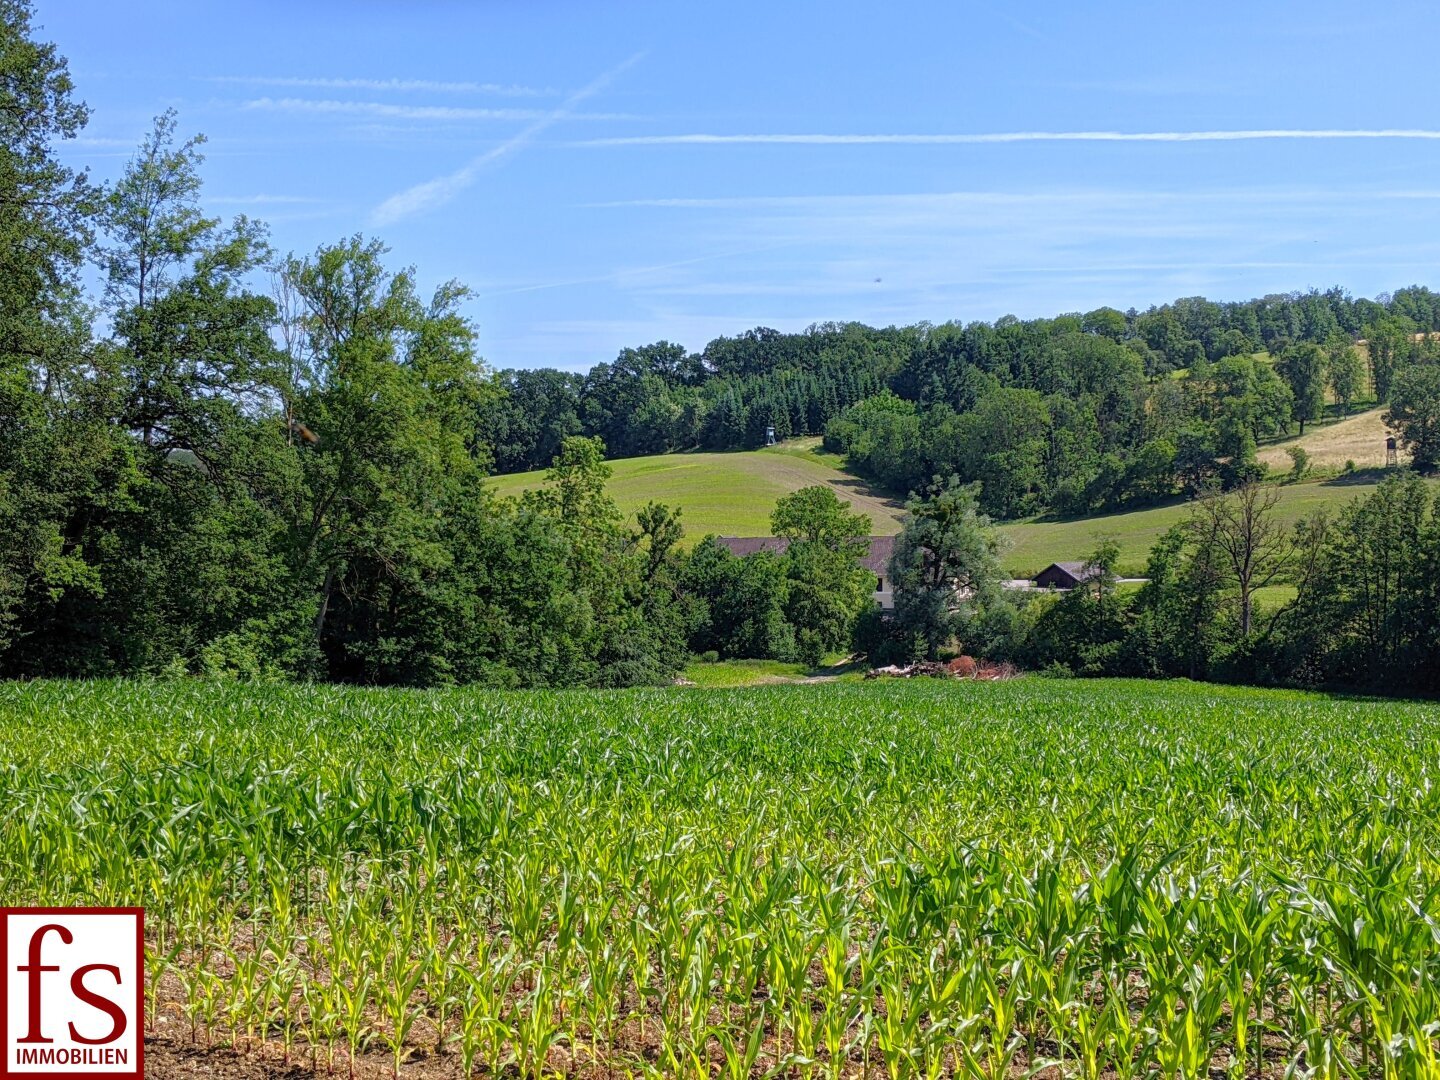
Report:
487,438,904,540
1003,472,1424,578
682,657,866,686
488,435,1422,578
3,678,1438,1078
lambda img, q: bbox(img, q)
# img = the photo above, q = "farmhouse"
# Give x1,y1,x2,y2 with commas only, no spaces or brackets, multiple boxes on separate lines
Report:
716,535,896,608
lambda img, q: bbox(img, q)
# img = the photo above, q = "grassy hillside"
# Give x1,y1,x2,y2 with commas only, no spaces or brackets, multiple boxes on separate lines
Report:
490,433,1424,577
487,437,905,539
1002,471,1426,577
1255,405,1395,471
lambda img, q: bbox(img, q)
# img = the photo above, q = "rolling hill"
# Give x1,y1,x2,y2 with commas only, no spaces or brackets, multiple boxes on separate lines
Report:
488,432,1426,577
486,438,906,538
999,474,1423,577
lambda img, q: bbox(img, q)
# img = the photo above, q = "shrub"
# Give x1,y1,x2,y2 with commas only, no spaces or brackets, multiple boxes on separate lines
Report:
1285,445,1310,482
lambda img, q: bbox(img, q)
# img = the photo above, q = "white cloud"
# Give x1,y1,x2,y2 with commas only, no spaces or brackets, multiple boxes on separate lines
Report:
68,135,138,148
588,188,1440,211
369,53,644,227
243,98,632,122
576,128,1440,147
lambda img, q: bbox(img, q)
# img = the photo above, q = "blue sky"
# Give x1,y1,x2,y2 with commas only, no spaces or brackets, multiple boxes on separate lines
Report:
37,0,1440,371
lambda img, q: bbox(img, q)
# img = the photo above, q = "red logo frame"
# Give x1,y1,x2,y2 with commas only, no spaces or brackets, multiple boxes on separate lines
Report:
0,908,144,1080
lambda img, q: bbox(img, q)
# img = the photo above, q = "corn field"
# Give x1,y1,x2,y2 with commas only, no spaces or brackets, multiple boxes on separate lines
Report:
1,678,1438,1079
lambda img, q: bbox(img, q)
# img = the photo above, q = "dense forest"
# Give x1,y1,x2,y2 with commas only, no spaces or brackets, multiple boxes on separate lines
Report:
482,290,1440,518
6,1,1440,691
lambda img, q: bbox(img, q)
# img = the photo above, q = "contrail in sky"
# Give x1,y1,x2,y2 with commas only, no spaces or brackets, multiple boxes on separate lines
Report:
370,53,644,227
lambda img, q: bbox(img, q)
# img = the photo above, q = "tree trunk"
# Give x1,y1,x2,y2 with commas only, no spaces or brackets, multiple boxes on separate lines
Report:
314,569,334,646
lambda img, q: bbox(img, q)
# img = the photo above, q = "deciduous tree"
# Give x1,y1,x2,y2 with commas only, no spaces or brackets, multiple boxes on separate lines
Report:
1384,364,1440,469
1192,482,1296,638
1276,343,1327,435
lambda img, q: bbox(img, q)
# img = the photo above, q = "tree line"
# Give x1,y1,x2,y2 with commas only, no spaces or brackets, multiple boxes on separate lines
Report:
859,474,1440,695
2,5,699,686
481,292,1440,521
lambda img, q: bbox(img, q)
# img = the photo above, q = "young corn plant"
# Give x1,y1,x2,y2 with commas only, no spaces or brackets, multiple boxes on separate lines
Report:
457,955,516,1080
337,972,373,1080
377,944,429,1078
512,966,563,1080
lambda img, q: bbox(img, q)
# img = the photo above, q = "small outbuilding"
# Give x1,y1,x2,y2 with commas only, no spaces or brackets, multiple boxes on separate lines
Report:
1034,561,1099,590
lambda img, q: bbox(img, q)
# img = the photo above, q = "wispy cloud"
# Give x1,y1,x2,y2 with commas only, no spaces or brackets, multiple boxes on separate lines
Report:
587,191,1155,210
589,188,1440,211
243,97,633,123
369,53,644,227
68,135,140,148
576,128,1440,147
209,75,553,97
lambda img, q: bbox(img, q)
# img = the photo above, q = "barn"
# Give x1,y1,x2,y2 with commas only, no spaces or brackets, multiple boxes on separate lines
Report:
1034,561,1101,590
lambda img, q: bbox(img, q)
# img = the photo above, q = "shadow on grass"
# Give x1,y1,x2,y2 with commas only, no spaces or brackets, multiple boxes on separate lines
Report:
1019,493,1191,528
829,476,905,508
1321,466,1410,486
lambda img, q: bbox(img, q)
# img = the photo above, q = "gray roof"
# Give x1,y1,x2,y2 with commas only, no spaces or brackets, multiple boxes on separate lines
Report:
1038,561,1102,582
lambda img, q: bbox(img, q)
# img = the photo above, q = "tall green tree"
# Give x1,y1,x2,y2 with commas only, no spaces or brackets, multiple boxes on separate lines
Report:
770,486,874,664
1275,343,1327,435
32,113,305,677
1362,318,1410,401
1325,337,1366,414
889,479,1006,658
1385,364,1440,469
281,236,493,681
1123,523,1227,679
100,113,280,454
680,538,794,660
0,3,138,672
770,485,870,552
0,0,92,371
